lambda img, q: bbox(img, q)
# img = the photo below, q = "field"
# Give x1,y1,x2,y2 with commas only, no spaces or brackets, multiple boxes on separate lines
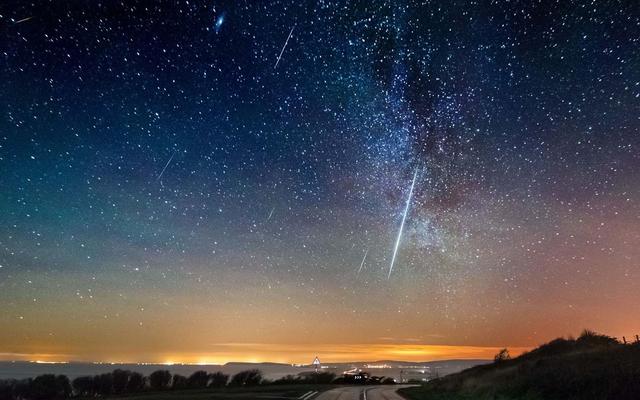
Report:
98,385,332,400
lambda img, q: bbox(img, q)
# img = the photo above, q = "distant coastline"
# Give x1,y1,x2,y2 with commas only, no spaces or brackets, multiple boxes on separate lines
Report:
0,359,489,381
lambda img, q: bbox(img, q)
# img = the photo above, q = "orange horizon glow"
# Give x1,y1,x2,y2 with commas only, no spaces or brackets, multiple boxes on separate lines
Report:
0,343,531,365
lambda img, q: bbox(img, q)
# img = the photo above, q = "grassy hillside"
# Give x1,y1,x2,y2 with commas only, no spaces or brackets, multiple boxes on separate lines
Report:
399,331,640,400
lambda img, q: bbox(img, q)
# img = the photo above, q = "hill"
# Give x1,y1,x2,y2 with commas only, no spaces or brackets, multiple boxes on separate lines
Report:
399,330,640,400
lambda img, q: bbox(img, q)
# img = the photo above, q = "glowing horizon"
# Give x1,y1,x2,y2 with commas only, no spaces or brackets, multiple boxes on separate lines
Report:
0,343,531,365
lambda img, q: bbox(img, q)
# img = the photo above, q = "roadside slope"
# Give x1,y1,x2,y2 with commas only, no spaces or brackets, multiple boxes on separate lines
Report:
399,331,640,400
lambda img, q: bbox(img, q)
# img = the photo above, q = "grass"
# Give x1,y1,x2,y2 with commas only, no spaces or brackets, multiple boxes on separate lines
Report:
398,331,640,400
399,387,543,400
99,384,334,400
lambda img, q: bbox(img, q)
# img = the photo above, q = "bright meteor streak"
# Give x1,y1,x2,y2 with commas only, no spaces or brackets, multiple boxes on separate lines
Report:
14,17,34,25
387,168,419,279
274,26,294,69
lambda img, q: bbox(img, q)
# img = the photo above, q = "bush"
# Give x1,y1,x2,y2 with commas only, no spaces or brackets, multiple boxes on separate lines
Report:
28,375,71,400
149,370,172,390
112,369,132,394
13,379,31,400
209,371,229,388
187,370,209,388
72,376,94,397
494,348,511,363
172,374,188,390
0,380,15,400
126,372,146,392
230,369,262,386
577,329,619,347
93,373,113,395
273,375,300,385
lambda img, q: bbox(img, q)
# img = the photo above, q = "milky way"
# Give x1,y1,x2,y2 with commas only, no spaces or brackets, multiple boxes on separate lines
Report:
1,0,639,363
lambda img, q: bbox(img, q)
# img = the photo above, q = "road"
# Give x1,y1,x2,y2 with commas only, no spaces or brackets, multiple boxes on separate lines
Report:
314,385,411,400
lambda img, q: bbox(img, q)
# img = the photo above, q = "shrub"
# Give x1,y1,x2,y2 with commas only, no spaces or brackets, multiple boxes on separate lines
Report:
172,374,188,390
72,376,94,397
494,348,511,363
126,372,146,392
93,373,113,395
230,370,262,386
112,369,132,394
149,370,172,390
209,371,229,388
187,370,209,388
29,375,71,400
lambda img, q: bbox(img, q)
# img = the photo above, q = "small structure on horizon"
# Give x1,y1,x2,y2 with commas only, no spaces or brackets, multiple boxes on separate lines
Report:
312,356,321,372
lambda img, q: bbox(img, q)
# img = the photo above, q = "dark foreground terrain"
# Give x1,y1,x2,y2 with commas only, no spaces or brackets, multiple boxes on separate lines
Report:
399,331,640,400
0,367,391,400
104,385,410,400
102,385,330,400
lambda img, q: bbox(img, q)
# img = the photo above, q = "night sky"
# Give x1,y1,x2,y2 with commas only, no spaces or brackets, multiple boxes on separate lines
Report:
1,0,639,364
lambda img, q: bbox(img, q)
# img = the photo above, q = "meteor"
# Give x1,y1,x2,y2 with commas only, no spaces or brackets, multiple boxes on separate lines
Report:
14,17,33,25
357,248,369,274
156,150,177,183
267,207,275,221
274,26,294,69
387,167,419,279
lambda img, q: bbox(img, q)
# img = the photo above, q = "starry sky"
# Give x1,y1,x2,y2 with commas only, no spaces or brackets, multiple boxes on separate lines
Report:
1,0,639,364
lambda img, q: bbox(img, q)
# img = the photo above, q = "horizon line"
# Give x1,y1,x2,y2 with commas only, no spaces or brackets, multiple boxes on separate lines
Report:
0,343,531,366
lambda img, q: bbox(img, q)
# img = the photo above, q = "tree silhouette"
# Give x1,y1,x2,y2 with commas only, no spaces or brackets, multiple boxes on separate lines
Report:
28,375,71,400
72,376,94,397
187,370,210,388
55,376,72,399
112,369,132,394
230,370,262,386
208,371,229,388
172,374,188,390
149,370,172,390
93,373,113,395
126,372,146,392
13,379,31,400
0,380,15,400
494,348,511,363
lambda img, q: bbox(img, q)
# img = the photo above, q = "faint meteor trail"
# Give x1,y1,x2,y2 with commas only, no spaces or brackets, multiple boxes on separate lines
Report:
357,248,369,274
156,151,177,183
267,207,275,221
274,26,294,69
387,168,419,279
14,17,33,24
